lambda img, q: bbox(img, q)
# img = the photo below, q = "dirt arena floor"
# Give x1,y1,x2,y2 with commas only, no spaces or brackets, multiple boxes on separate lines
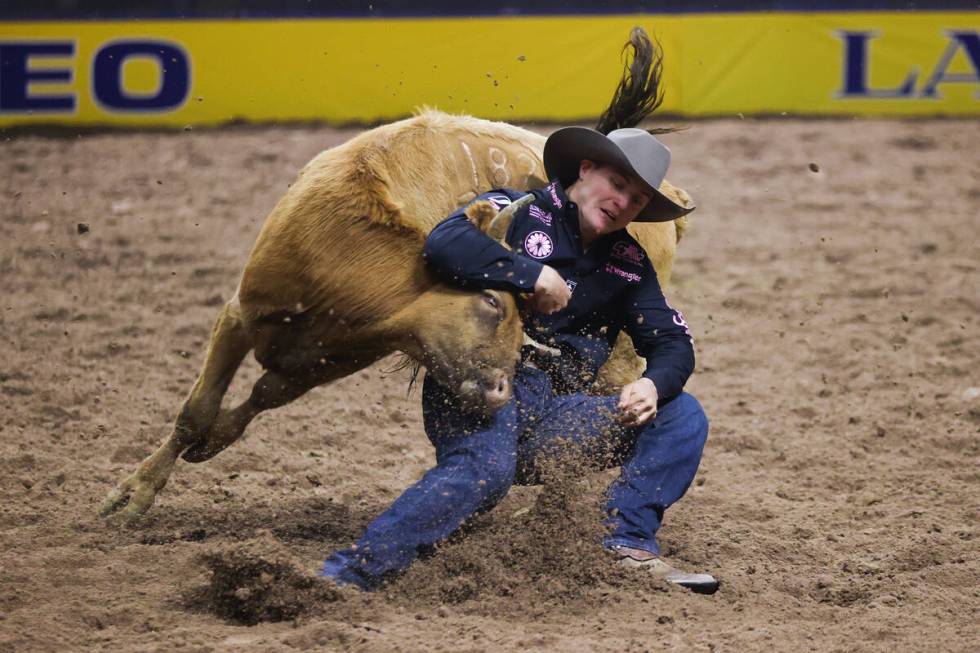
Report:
1,118,977,652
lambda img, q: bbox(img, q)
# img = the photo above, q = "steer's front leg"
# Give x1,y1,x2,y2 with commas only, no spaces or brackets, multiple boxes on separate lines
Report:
101,298,252,521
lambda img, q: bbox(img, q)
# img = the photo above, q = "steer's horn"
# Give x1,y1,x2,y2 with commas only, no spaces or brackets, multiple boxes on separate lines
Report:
523,332,561,358
487,193,534,243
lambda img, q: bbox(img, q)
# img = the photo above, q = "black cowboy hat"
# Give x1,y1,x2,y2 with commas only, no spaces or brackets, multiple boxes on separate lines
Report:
543,126,695,222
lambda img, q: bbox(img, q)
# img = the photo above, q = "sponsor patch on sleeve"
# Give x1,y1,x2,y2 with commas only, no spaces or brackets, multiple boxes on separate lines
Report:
524,231,554,259
486,195,512,209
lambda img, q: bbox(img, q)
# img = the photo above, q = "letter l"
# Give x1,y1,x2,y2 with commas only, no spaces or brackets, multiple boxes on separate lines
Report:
837,31,917,98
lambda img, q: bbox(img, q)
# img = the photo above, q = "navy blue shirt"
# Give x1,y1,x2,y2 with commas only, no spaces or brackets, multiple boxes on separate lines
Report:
423,180,694,401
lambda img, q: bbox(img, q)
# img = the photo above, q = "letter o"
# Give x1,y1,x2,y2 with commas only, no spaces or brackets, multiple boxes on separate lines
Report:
93,41,189,111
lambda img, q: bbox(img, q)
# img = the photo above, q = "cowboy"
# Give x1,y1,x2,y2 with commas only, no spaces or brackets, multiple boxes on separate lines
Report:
323,127,718,594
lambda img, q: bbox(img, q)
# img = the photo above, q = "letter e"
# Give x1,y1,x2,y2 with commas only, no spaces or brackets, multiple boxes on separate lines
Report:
0,42,75,112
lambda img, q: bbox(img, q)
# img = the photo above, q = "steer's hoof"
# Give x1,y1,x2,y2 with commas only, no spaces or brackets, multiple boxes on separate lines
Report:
99,481,155,522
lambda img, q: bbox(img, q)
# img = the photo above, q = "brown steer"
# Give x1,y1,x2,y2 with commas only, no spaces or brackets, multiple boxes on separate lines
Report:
100,28,694,520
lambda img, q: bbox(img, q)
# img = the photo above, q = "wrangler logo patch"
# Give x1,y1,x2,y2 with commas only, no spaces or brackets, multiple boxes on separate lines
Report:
604,262,641,283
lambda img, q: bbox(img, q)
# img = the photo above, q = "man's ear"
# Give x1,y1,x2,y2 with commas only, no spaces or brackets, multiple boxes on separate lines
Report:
578,159,598,178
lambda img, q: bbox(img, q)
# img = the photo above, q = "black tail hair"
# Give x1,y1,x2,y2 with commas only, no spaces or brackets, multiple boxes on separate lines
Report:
594,27,678,136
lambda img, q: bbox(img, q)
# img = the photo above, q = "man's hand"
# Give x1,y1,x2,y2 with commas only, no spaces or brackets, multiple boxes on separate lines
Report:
617,378,659,427
528,265,571,315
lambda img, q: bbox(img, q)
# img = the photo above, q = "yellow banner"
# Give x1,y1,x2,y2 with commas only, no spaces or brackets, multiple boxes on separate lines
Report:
675,12,980,116
0,13,977,127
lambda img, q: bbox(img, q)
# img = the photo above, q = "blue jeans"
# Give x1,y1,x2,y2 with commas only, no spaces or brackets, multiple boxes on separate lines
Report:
322,365,709,589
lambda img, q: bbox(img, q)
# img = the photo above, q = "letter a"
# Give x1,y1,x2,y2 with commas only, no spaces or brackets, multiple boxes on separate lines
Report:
920,31,980,98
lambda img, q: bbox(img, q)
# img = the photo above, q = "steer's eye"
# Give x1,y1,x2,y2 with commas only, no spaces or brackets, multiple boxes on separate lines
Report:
480,291,507,323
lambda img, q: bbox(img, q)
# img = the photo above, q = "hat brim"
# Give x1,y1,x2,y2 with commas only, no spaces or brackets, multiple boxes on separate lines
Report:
543,126,695,223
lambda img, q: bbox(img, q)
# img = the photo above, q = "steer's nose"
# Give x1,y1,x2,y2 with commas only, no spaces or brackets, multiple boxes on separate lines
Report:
483,369,511,412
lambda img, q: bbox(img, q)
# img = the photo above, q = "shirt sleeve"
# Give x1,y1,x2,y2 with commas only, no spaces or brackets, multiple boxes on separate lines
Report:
621,262,695,401
423,194,545,293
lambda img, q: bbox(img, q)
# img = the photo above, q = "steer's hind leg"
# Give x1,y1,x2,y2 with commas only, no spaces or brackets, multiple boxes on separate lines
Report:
100,299,252,520
181,354,378,462
177,298,254,441
180,370,315,463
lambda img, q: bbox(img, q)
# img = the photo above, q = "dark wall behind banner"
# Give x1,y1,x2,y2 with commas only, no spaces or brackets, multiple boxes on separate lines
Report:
1,0,972,20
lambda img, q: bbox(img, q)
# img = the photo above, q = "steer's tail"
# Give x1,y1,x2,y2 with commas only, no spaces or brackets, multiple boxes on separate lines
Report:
594,27,675,136
596,26,689,241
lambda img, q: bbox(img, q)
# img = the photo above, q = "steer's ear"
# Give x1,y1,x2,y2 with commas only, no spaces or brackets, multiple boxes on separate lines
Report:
464,200,498,232
486,194,534,244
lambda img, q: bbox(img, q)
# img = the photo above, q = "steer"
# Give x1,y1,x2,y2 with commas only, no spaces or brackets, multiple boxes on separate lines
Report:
100,27,695,520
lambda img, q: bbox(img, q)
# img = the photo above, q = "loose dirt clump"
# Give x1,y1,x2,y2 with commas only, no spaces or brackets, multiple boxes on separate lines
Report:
191,532,339,625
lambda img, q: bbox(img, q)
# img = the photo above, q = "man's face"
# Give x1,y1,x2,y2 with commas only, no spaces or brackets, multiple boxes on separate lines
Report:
570,160,653,243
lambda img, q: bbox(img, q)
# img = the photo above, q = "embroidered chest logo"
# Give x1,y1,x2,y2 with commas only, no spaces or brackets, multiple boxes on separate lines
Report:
611,240,645,265
524,231,554,259
529,204,553,226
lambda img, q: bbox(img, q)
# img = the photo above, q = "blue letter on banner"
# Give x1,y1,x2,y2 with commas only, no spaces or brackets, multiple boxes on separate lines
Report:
920,31,980,98
0,42,75,112
838,31,916,98
93,41,189,111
